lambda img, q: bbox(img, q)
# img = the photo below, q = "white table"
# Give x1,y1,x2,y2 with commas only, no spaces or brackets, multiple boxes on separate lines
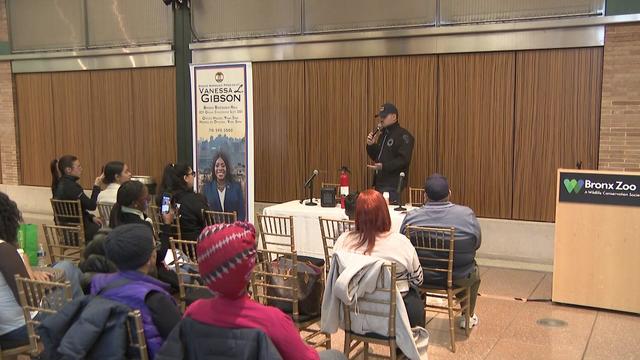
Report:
262,200,415,258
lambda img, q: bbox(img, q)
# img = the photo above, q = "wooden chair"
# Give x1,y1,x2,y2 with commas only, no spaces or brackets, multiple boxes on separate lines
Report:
202,209,237,226
127,310,149,360
97,203,114,227
318,217,355,277
42,224,85,264
252,214,331,350
50,199,85,240
343,263,403,360
404,225,471,352
0,343,31,359
169,238,211,312
408,187,425,207
14,275,73,357
148,205,182,240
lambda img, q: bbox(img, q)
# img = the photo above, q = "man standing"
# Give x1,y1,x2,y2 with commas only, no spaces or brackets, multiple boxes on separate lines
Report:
400,174,482,329
366,103,415,204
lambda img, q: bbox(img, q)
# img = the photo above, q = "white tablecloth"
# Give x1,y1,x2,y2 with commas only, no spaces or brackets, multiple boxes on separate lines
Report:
262,200,415,258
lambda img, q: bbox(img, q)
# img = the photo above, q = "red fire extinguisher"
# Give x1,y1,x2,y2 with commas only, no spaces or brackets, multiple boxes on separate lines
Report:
339,166,351,209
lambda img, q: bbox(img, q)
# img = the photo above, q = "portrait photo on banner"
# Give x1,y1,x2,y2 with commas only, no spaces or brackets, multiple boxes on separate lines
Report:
191,63,254,222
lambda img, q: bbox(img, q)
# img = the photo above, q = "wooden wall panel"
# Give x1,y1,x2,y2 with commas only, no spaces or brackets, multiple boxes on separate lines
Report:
513,48,602,221
131,67,177,183
305,59,369,193
368,55,438,196
16,73,55,187
90,69,134,180
253,61,306,203
438,52,515,218
51,72,95,188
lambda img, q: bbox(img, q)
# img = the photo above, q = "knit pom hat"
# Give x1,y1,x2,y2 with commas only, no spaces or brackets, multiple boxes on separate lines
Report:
197,222,257,298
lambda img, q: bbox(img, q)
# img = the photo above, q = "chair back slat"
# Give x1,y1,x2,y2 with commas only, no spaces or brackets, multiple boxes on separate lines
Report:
253,214,307,321
319,217,355,276
50,199,83,225
149,205,182,240
15,276,73,355
404,225,456,288
343,263,397,338
202,210,237,226
256,214,294,261
408,187,425,207
127,310,149,360
43,224,85,264
169,238,211,311
97,203,113,227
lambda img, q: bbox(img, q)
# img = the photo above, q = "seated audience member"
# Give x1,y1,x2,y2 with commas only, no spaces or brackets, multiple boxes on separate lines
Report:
110,181,178,292
179,223,345,360
333,189,425,328
203,152,246,221
109,180,153,228
156,163,208,241
51,155,104,242
400,173,482,329
90,224,181,358
97,161,132,205
0,192,82,350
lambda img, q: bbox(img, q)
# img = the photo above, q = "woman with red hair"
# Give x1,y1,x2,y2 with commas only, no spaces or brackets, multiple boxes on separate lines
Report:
333,189,425,327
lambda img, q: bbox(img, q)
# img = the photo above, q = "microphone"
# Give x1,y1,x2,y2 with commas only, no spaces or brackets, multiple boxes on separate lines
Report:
394,172,407,211
371,121,383,136
304,169,319,188
396,172,406,195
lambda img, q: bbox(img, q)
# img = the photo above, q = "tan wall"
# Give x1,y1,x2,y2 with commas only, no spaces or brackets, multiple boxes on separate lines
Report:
599,24,640,171
0,0,19,185
253,49,603,222
14,67,178,189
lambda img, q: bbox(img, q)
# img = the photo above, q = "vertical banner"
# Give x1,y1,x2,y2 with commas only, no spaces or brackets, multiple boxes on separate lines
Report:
190,63,254,222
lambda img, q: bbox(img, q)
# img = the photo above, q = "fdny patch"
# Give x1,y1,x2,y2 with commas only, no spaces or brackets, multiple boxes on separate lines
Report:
403,134,411,144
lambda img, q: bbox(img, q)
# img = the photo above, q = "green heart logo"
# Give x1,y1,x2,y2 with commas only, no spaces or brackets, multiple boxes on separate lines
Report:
564,179,577,193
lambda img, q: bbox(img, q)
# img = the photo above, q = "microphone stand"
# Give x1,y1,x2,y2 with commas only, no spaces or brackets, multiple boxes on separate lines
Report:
305,179,317,206
394,175,406,212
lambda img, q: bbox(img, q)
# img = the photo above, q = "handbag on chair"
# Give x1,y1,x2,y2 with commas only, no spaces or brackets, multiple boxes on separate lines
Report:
266,256,324,317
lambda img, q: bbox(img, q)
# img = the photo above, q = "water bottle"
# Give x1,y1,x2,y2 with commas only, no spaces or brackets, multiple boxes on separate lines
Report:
37,243,46,267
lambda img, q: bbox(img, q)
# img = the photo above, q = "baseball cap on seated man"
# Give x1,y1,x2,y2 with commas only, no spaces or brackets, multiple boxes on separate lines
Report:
425,173,450,202
377,103,399,118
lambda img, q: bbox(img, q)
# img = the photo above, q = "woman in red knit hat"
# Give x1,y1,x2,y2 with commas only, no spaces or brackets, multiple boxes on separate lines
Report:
181,222,346,360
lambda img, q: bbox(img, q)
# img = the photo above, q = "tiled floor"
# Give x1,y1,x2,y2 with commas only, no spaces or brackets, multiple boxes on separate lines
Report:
330,266,640,360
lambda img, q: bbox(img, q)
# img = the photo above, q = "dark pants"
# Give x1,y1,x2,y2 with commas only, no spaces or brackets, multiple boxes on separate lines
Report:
454,266,481,315
403,288,426,328
84,220,100,243
0,325,29,350
375,186,399,205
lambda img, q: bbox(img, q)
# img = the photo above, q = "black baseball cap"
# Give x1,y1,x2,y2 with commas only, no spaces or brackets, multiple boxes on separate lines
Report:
377,103,398,118
425,173,450,202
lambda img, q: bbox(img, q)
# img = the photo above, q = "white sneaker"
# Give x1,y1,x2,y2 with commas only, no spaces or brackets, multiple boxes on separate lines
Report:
459,314,479,329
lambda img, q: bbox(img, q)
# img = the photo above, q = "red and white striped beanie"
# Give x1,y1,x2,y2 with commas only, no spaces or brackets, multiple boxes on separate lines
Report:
197,222,257,298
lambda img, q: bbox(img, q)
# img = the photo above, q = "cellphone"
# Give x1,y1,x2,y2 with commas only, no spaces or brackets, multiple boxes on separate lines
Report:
161,195,171,214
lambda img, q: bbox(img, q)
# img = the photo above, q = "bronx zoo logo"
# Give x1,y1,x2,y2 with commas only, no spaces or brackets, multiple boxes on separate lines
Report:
215,72,224,83
563,179,584,194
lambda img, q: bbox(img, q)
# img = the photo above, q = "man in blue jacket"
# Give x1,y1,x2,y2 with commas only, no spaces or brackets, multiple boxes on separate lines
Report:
400,173,482,329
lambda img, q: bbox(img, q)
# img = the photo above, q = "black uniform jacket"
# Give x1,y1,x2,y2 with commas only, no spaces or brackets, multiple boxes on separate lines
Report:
366,122,415,189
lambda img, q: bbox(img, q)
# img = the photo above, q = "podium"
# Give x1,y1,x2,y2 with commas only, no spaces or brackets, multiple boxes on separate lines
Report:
553,169,640,313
